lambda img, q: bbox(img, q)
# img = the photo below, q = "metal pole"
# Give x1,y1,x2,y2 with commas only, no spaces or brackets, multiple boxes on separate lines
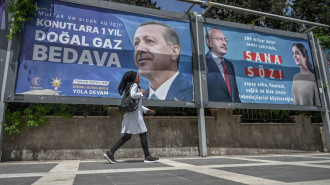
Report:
0,39,10,160
195,13,207,156
303,26,318,33
201,5,212,16
177,0,330,28
0,0,10,160
315,38,330,150
186,3,195,13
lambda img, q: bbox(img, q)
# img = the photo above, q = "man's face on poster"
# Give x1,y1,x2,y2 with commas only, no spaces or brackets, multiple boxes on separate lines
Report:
134,24,176,78
207,29,228,58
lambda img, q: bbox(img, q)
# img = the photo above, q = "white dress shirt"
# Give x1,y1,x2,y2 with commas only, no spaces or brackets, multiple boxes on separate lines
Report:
148,71,179,100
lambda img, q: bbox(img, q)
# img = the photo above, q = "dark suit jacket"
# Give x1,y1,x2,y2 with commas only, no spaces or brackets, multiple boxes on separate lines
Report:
145,72,193,101
206,52,241,102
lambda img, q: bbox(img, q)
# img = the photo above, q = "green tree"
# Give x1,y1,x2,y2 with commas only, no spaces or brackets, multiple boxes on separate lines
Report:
289,0,330,47
203,0,288,29
111,0,160,9
202,0,329,46
7,0,38,40
289,0,329,31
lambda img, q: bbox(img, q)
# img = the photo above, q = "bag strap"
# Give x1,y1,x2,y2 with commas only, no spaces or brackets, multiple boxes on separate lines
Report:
126,83,140,103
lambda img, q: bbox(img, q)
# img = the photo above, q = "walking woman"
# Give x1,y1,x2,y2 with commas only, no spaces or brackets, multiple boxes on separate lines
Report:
104,70,159,163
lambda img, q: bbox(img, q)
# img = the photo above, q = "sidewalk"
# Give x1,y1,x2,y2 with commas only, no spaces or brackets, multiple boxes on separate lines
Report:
1,153,330,185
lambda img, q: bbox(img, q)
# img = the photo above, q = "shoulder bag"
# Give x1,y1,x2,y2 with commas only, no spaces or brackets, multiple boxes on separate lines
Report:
120,84,139,113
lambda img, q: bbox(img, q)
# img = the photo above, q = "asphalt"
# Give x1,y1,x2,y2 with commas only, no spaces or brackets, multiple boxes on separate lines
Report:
1,153,330,185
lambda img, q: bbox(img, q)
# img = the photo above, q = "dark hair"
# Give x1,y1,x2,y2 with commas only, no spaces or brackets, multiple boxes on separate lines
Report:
118,70,138,95
292,43,313,73
139,21,181,66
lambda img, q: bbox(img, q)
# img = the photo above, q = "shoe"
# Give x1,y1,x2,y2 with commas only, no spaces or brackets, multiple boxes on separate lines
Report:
103,151,117,164
144,156,159,163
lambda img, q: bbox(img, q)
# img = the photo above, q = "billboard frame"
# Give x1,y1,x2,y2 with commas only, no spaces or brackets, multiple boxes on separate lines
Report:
197,16,324,111
3,0,200,108
2,0,326,112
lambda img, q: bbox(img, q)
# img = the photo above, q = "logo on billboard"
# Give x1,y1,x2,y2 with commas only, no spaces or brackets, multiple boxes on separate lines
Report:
29,76,43,91
32,76,41,86
50,77,63,91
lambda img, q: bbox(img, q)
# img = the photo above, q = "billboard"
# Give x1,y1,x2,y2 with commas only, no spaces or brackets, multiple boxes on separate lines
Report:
15,0,193,101
203,24,321,106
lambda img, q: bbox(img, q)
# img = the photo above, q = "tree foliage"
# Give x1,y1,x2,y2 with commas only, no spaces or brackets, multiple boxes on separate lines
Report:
111,0,160,9
202,0,329,46
203,0,288,29
289,0,329,31
7,0,37,40
4,103,109,135
289,0,330,47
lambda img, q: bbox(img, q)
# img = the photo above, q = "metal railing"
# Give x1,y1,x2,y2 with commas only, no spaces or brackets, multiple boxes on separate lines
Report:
233,109,294,123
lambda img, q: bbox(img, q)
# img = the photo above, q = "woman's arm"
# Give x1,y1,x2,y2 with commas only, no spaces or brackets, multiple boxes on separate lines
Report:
130,83,143,99
142,106,149,114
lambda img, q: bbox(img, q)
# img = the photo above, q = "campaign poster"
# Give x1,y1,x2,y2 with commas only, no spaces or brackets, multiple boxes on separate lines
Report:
15,0,193,101
203,24,321,106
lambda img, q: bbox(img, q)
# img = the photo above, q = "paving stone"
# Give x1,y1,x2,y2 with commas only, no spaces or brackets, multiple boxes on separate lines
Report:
309,162,330,166
220,165,330,183
244,156,327,162
312,155,330,157
0,177,40,185
173,158,263,166
0,163,58,174
73,170,245,185
79,160,171,171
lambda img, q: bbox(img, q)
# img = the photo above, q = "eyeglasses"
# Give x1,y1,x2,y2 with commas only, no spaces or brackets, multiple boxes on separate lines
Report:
208,37,229,42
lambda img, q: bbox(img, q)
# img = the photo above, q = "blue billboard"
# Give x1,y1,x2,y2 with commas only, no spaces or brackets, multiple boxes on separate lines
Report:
15,0,193,101
204,24,320,106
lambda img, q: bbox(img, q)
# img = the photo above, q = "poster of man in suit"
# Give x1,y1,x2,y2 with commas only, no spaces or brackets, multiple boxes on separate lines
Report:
205,28,241,102
15,0,194,101
204,24,319,106
134,21,193,101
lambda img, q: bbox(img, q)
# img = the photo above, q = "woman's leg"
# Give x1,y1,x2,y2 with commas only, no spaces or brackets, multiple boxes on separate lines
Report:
139,132,150,158
104,134,132,163
139,132,159,163
110,133,132,154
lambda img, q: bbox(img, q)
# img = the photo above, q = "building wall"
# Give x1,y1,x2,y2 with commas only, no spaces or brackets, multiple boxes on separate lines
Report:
1,107,324,161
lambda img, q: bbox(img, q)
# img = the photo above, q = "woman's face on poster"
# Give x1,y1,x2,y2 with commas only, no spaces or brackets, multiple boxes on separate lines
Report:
292,46,307,68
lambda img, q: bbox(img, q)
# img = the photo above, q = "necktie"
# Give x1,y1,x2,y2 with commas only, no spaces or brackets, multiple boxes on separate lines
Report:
221,60,232,98
150,93,159,100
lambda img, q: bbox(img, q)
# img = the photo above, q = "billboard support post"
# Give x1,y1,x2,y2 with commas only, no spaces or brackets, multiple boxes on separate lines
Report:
0,0,9,161
315,38,330,150
195,13,207,157
0,40,10,160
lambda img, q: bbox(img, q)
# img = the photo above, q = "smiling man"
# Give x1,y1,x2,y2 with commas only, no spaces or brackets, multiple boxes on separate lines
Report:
205,28,240,102
133,21,193,101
